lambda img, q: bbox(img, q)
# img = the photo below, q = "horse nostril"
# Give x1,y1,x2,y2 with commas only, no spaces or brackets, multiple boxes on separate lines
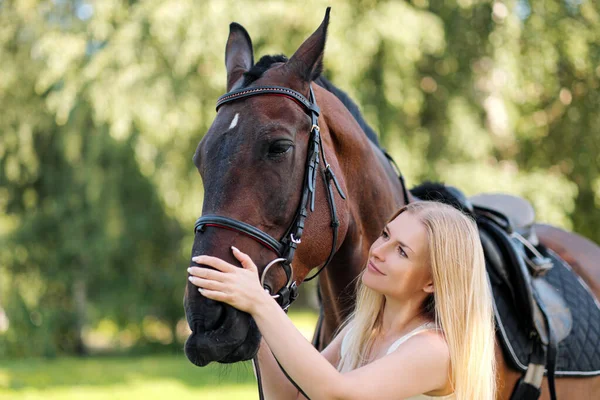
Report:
202,301,226,331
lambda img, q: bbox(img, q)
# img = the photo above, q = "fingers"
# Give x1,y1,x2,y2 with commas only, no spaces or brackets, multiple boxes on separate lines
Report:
187,266,226,281
197,287,230,303
191,249,257,273
231,246,258,271
188,276,226,291
191,255,235,272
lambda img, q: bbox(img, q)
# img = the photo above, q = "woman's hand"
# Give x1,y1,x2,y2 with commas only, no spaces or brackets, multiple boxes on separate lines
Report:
187,246,270,314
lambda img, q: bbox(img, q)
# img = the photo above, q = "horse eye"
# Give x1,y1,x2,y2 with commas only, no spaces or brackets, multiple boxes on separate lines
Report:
268,141,293,156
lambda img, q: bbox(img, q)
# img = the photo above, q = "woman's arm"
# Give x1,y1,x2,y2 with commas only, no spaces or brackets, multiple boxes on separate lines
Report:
253,298,450,400
188,250,449,400
251,297,347,400
256,324,350,399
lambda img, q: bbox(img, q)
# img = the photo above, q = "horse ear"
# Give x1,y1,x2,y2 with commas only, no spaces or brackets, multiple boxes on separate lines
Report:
225,23,254,91
287,7,330,82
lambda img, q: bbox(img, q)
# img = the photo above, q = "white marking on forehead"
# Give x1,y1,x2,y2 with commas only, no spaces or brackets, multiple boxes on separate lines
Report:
228,113,239,130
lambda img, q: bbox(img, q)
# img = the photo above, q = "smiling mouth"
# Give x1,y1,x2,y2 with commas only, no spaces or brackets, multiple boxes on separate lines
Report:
368,261,385,275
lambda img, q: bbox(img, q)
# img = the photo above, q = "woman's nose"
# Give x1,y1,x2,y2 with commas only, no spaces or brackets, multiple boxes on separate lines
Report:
371,241,386,261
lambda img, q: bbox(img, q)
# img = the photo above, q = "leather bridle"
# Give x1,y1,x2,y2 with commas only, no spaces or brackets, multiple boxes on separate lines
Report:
194,84,347,311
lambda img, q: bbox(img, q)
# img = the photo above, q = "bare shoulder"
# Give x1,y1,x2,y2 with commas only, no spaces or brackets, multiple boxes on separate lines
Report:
397,329,450,365
385,329,451,394
407,329,449,352
337,329,451,398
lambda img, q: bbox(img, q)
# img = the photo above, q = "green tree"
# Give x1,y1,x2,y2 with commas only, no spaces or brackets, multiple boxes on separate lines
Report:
0,1,183,357
1,0,598,357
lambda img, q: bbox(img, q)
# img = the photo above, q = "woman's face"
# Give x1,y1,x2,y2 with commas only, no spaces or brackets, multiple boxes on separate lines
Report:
362,211,434,300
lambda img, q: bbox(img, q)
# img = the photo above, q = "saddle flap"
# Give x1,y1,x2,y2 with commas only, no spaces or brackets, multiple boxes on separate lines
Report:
531,279,573,345
478,218,536,331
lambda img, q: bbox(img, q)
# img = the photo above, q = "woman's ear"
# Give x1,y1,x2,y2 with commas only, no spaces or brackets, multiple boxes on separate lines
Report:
423,280,434,294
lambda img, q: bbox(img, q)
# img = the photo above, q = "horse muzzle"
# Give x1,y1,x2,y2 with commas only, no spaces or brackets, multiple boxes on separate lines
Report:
184,294,261,366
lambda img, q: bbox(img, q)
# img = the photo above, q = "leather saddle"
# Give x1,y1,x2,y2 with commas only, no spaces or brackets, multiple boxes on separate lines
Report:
469,193,572,347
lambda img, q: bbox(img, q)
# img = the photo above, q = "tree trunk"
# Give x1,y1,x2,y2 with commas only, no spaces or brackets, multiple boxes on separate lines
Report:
73,277,88,356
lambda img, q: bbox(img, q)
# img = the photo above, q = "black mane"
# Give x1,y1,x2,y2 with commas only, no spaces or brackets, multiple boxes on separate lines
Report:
242,54,380,147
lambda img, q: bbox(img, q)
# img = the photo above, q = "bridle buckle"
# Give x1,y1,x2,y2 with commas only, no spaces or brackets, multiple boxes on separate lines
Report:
290,234,302,244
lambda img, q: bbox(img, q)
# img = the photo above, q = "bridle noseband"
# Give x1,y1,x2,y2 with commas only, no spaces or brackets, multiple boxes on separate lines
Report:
194,85,346,310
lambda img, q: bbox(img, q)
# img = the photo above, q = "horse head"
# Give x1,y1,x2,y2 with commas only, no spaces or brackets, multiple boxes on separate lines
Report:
184,8,350,367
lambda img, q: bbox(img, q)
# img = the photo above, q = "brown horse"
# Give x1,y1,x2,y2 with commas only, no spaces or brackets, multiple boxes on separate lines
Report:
184,9,406,367
184,10,600,399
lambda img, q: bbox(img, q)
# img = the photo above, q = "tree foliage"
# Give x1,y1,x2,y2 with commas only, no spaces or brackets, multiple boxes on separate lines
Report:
1,0,598,356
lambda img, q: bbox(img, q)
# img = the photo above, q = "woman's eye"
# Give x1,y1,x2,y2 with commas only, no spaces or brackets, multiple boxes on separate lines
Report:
398,247,407,258
268,141,293,156
381,231,389,239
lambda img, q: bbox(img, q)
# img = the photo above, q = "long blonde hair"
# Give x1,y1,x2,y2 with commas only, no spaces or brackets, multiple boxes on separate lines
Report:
337,201,496,399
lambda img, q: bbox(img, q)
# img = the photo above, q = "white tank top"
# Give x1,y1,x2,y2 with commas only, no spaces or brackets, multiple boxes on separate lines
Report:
340,322,455,400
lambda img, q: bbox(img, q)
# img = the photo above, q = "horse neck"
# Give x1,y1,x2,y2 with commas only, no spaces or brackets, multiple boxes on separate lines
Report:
317,86,406,210
311,87,407,346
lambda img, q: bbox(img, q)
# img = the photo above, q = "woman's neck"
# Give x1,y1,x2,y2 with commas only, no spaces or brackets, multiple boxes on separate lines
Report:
380,296,431,337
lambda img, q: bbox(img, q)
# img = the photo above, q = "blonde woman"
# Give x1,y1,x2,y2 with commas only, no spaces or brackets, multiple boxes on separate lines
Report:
188,201,496,399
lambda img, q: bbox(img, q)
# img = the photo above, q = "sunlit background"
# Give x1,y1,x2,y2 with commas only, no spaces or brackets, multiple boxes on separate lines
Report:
1,0,599,398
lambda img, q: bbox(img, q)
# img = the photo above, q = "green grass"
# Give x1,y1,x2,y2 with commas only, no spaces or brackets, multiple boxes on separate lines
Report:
0,355,258,400
0,310,318,400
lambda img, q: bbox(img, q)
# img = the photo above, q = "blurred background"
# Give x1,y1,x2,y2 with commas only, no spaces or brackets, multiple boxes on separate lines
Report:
1,0,599,398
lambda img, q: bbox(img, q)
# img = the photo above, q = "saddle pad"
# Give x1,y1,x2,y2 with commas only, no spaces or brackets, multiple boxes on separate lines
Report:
491,248,600,376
